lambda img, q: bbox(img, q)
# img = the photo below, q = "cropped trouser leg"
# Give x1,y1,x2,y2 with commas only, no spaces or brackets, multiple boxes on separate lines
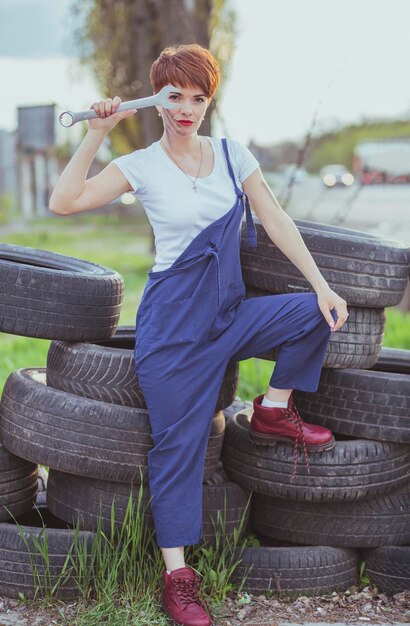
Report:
222,292,335,392
138,351,228,548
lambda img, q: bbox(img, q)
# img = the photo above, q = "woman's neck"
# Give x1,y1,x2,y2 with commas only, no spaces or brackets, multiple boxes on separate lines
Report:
161,131,202,156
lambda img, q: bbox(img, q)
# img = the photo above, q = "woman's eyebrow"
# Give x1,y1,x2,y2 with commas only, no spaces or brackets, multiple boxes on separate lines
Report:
170,91,206,97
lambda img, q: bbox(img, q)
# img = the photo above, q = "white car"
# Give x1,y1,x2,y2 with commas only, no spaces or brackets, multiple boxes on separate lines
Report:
320,164,354,187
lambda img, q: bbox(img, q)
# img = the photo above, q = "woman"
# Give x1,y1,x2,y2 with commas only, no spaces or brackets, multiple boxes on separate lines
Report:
50,43,348,626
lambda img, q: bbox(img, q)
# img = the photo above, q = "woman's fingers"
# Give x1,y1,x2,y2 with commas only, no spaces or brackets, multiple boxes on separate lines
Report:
317,288,349,332
104,98,113,116
112,96,122,114
88,96,136,131
331,303,349,332
90,97,121,118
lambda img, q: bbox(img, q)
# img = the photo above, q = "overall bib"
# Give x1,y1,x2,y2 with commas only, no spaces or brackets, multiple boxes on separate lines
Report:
134,138,335,548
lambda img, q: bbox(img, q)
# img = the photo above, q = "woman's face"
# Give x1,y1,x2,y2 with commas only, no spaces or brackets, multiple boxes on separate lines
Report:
156,84,210,136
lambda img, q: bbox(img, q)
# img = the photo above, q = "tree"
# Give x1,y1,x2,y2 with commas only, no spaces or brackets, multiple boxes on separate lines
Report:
70,0,237,155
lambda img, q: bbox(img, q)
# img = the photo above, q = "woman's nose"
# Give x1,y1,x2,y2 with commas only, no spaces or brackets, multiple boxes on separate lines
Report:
180,100,193,115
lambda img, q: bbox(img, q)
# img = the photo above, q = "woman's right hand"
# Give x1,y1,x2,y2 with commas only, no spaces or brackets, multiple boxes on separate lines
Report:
88,96,137,133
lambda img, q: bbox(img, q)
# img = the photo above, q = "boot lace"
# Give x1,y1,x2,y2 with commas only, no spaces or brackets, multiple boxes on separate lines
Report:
282,396,311,481
172,573,214,622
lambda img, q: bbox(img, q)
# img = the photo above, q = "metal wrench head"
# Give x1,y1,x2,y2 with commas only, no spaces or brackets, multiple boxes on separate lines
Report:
154,85,182,109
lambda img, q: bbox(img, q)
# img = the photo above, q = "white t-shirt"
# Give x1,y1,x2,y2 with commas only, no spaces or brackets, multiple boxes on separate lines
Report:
111,136,260,272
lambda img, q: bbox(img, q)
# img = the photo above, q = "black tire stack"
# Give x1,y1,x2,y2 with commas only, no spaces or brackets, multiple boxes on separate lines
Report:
0,244,249,598
0,222,409,599
220,219,410,596
0,244,122,598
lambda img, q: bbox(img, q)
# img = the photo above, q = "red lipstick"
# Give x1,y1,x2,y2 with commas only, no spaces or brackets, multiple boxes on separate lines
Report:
177,120,193,126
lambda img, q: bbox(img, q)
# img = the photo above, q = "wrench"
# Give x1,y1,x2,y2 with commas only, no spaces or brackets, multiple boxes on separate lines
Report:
59,85,182,128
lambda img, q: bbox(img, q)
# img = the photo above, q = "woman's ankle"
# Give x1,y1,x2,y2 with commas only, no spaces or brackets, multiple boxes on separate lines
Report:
161,546,185,572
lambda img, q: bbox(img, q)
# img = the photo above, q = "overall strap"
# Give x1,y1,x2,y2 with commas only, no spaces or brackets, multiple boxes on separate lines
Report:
221,138,257,248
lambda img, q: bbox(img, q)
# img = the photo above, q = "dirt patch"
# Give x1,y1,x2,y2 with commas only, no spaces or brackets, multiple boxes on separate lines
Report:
0,587,408,625
216,586,410,625
0,597,76,625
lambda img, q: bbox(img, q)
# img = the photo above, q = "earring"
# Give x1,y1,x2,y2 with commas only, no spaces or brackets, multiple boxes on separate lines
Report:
158,112,161,117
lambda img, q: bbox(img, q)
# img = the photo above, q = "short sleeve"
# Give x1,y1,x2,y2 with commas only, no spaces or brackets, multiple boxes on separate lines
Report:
228,139,260,183
111,149,146,194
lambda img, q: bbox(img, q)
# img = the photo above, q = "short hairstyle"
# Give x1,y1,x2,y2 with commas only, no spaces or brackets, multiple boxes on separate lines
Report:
150,44,221,99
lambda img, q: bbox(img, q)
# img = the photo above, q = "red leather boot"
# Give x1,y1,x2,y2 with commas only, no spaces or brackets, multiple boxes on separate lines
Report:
249,393,335,480
161,565,214,626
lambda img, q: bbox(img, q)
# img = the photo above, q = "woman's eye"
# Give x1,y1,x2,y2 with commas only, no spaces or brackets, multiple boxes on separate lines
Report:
169,94,180,100
196,97,205,103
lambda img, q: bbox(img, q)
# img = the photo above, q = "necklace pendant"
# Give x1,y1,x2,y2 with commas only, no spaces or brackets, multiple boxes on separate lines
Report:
193,182,198,192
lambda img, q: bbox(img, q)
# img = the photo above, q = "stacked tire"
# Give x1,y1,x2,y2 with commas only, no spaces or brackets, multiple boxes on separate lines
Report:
220,219,410,596
0,244,121,598
0,244,250,598
0,222,409,600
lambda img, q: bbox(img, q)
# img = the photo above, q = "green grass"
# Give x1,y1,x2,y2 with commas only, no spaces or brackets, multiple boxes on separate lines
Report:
13,475,255,625
1,214,408,622
0,213,409,396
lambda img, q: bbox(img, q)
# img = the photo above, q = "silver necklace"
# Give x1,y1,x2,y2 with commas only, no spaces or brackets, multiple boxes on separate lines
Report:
161,138,203,192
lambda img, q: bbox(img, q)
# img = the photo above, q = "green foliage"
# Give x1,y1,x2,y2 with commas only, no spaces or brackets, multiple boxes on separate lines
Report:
0,192,19,224
209,0,237,95
11,473,254,624
186,490,254,604
306,119,410,173
359,560,370,587
11,505,80,603
383,307,410,349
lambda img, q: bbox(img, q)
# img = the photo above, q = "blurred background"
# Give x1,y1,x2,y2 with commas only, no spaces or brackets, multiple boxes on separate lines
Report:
1,0,409,390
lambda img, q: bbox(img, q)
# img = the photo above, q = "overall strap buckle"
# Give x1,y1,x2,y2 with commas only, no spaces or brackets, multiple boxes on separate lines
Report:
241,193,257,248
221,138,257,249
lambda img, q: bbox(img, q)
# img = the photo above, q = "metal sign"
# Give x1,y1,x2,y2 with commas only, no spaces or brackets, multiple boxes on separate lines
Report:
17,104,56,151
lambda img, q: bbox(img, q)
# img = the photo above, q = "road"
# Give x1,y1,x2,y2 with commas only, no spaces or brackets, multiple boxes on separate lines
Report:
264,173,410,247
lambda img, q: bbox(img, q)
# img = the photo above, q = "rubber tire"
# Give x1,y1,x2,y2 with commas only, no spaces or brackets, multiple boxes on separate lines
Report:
229,545,359,596
46,470,251,548
240,218,409,307
248,298,386,369
0,244,123,340
370,346,410,375
293,362,410,443
0,504,95,599
221,409,410,501
0,444,37,522
250,481,410,548
365,546,410,594
46,326,238,412
0,369,224,483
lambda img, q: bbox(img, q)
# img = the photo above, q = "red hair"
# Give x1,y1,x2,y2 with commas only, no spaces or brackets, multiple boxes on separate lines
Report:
150,44,221,99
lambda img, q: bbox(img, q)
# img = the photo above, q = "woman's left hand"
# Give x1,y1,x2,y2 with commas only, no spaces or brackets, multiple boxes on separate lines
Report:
316,285,349,332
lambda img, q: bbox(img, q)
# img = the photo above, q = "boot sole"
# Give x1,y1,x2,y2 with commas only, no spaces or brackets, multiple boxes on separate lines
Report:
161,602,215,626
249,430,336,453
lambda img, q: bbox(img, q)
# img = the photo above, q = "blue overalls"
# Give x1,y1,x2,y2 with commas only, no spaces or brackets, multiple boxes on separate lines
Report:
134,138,336,548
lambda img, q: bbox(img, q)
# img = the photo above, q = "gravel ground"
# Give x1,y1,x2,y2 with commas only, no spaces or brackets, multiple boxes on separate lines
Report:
0,587,408,625
216,586,410,625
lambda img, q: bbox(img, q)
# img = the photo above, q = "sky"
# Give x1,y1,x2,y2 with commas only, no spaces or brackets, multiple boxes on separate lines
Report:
2,0,410,146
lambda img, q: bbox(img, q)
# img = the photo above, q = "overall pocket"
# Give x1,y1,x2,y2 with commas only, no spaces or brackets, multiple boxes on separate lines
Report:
207,281,246,341
149,296,197,350
226,280,246,308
